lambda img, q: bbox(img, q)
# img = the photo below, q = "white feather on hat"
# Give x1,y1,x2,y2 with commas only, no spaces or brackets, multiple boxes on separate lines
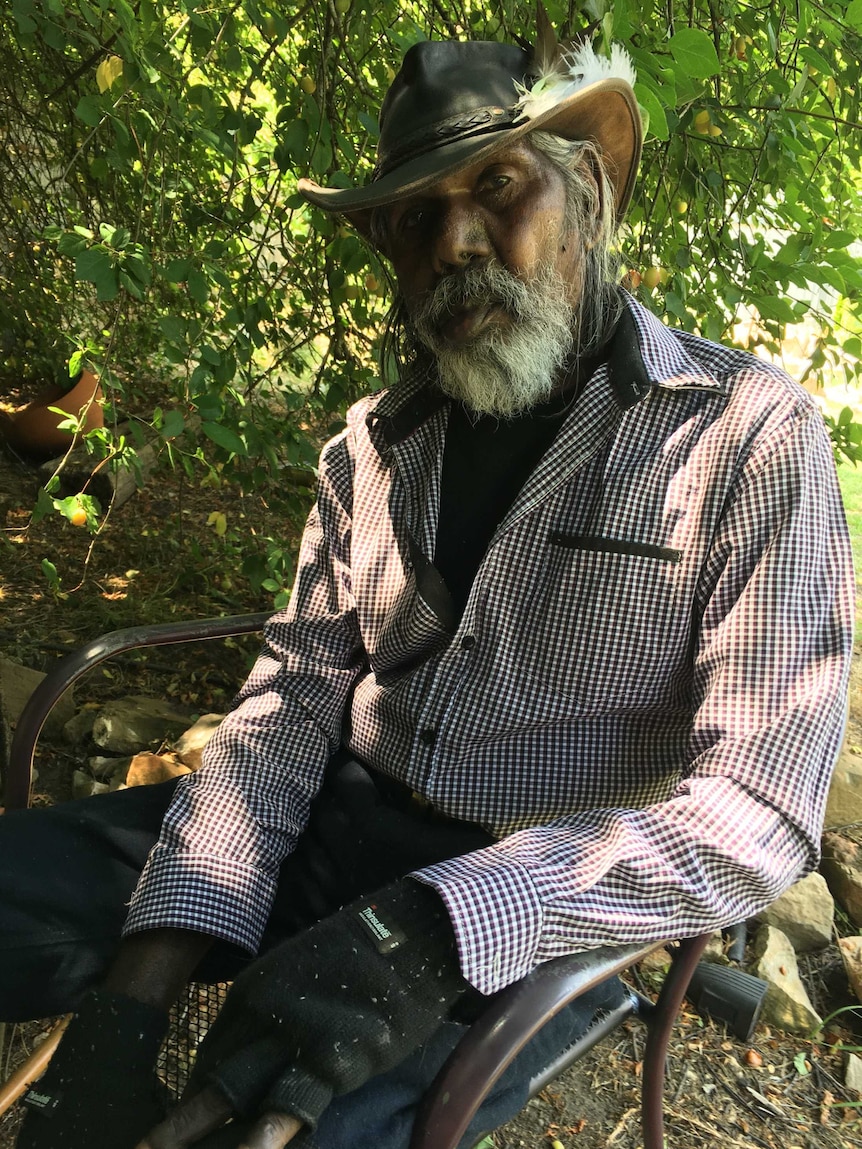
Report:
514,41,637,123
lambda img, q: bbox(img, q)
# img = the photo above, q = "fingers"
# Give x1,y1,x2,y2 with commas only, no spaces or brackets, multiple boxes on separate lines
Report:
136,1086,234,1148
238,1112,304,1149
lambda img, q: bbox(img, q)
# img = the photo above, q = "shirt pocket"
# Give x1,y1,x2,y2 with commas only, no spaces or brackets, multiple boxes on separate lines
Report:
519,532,687,711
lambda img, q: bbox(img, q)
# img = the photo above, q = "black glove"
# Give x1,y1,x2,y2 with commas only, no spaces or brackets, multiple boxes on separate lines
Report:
17,988,170,1149
189,878,467,1130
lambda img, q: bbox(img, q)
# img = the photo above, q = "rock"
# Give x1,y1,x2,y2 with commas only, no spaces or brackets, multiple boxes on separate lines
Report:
821,832,862,927
839,937,862,1004
91,696,195,755
125,752,192,788
846,1052,862,1093
0,656,75,796
171,713,224,771
72,770,110,800
751,873,834,951
750,925,822,1034
63,709,97,746
824,748,862,829
89,755,132,788
0,655,75,739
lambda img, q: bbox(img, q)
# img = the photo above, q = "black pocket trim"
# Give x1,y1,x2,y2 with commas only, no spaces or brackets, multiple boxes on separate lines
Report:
548,531,682,563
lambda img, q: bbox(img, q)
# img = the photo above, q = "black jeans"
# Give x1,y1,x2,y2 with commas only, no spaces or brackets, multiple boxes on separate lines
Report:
0,761,625,1148
0,756,500,1020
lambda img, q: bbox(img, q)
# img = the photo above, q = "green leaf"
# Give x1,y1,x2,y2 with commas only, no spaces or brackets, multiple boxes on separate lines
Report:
75,95,104,126
668,28,721,80
201,421,247,456
634,83,668,141
793,1051,811,1076
187,268,209,305
160,409,185,438
75,246,119,300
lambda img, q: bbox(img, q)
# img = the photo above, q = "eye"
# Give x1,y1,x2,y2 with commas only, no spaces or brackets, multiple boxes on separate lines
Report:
479,172,514,202
400,206,426,231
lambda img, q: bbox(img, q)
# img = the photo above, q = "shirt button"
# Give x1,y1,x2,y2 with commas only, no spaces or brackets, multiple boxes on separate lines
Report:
460,635,476,650
418,727,436,746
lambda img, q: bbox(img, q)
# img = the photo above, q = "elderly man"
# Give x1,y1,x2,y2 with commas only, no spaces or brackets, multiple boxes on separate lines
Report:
2,19,853,1149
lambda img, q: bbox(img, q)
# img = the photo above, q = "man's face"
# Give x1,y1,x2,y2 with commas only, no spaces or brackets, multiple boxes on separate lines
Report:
382,140,594,417
386,140,583,341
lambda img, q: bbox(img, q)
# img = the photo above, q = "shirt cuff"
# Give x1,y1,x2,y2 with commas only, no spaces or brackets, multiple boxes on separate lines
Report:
122,844,276,955
413,847,544,996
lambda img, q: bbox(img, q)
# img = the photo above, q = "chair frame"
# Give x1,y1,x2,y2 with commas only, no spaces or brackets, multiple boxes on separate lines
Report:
2,614,712,1149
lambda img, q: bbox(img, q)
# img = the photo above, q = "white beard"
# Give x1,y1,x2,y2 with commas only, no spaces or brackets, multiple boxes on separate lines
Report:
408,261,576,418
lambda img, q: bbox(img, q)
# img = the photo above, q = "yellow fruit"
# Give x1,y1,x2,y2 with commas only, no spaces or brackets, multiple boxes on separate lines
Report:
693,109,711,132
673,200,689,215
625,268,642,289
365,273,380,292
643,266,663,290
708,124,722,137
733,35,747,60
300,74,316,95
334,0,350,12
70,507,88,527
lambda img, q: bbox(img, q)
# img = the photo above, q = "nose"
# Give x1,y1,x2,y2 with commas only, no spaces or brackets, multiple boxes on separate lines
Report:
430,202,492,275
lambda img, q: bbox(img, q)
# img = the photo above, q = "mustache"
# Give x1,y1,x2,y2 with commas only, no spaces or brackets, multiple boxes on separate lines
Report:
411,262,535,333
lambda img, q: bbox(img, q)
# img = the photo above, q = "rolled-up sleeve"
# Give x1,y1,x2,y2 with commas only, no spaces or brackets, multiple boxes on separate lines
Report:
124,434,366,953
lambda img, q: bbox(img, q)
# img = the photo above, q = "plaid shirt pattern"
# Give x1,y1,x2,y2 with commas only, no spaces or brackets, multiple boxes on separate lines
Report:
126,295,854,996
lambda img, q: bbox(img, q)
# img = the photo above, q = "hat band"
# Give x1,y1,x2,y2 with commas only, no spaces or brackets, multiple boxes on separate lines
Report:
373,103,519,181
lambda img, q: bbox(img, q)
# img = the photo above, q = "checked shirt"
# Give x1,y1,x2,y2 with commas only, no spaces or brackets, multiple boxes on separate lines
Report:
125,295,854,996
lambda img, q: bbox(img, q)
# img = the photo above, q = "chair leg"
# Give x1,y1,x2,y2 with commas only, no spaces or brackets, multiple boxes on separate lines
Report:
640,934,711,1149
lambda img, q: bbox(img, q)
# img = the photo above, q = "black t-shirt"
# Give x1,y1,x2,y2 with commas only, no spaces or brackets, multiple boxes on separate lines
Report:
434,348,610,621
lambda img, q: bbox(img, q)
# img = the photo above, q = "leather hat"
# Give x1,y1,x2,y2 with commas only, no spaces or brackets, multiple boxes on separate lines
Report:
298,36,642,240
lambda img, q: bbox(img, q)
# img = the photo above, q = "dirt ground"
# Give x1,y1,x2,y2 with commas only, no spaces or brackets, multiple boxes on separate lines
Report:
2,434,862,1149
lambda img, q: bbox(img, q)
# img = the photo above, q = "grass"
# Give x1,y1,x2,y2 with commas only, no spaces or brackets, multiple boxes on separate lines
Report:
838,463,862,639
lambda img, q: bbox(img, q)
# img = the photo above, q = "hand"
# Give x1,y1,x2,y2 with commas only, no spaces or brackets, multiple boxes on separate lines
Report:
16,989,170,1149
138,1089,302,1149
162,879,464,1140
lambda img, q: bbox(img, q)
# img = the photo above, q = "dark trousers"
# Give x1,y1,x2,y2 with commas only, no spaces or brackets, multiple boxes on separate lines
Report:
0,764,624,1148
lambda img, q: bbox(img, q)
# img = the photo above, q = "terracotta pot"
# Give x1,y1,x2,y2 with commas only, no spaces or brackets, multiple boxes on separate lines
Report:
0,370,103,460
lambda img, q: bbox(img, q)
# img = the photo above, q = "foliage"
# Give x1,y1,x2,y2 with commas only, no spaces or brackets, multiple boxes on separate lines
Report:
1,0,861,601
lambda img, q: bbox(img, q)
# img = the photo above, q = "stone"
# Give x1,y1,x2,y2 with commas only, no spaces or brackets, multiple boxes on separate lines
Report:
63,709,97,746
751,873,834,951
171,713,224,771
125,752,192,788
0,656,75,796
0,656,75,739
91,696,195,755
89,755,132,787
846,1052,862,1094
750,925,822,1034
72,770,110,800
838,937,862,1004
824,748,862,830
821,832,862,927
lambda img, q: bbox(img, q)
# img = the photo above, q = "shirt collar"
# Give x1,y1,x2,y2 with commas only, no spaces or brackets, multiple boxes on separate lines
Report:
619,292,727,401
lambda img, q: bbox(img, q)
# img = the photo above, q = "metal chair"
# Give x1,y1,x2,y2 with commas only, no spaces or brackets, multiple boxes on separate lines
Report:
1,614,715,1149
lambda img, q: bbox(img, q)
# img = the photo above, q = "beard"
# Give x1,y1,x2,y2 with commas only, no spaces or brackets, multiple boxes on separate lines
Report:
405,260,577,418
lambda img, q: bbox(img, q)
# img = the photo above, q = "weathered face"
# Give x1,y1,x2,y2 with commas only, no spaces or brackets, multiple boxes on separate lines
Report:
384,140,585,346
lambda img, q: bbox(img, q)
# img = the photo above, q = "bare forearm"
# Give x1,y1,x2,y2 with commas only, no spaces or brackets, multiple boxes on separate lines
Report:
104,928,215,1012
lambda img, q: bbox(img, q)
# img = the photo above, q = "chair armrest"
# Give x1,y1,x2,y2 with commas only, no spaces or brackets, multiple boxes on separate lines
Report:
408,938,670,1149
4,612,270,810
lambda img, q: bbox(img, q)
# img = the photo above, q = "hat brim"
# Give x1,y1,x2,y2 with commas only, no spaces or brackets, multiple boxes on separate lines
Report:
297,78,642,244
